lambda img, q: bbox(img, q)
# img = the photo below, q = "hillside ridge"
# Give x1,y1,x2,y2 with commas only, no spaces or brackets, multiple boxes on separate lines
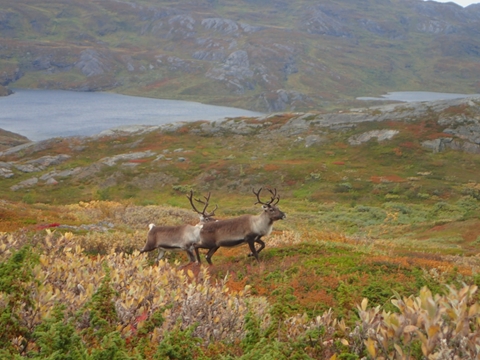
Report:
1,0,480,111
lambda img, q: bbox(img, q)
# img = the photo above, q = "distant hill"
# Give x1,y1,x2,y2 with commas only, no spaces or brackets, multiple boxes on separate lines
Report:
1,0,480,112
0,128,30,151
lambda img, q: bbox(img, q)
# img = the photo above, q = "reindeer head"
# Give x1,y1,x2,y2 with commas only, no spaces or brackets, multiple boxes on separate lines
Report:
253,187,286,221
187,191,218,223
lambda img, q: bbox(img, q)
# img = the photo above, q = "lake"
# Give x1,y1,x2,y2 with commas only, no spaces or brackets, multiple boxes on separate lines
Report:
0,89,263,141
357,91,480,102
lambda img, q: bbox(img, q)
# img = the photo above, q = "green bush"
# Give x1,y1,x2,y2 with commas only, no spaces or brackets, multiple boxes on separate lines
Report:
78,263,119,342
0,246,38,353
29,304,87,359
154,323,204,360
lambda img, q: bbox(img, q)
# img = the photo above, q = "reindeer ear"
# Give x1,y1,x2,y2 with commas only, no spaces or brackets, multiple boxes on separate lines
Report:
262,204,269,210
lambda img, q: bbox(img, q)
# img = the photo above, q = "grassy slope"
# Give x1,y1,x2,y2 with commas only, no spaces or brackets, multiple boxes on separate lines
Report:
1,102,480,325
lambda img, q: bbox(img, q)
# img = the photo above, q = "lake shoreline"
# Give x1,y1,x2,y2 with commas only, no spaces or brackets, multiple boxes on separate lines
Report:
0,89,262,141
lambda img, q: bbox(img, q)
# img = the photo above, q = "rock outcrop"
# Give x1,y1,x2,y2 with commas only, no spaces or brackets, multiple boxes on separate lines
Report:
0,128,30,151
2,96,480,192
348,130,399,146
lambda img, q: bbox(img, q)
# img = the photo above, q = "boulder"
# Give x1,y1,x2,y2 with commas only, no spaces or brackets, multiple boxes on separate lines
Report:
348,130,399,145
0,167,13,178
421,138,453,153
10,177,38,191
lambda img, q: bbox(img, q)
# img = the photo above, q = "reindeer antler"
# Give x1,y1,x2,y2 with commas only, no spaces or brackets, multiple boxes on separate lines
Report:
253,187,280,206
267,188,280,206
186,191,217,218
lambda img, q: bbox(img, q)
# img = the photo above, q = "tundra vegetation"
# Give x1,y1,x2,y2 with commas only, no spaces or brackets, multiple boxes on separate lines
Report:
2,101,480,358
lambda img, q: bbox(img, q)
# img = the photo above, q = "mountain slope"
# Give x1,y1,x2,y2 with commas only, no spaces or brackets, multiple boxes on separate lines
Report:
1,0,480,111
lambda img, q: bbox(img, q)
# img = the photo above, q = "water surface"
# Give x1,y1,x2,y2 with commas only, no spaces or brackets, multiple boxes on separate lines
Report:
0,89,262,141
357,91,480,102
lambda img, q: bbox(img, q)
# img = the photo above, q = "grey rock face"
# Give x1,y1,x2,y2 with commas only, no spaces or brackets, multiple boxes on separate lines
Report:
260,90,312,112
99,150,156,166
444,124,480,144
13,154,71,173
40,167,81,181
0,161,11,168
15,164,40,173
26,154,71,168
0,66,22,86
10,177,38,191
304,135,328,147
421,138,453,153
0,142,36,157
0,167,13,178
348,130,400,145
448,140,480,154
75,49,110,77
202,18,239,36
300,6,351,37
206,50,254,93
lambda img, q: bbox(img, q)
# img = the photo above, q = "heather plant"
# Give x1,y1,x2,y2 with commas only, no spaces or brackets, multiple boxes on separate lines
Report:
76,231,144,255
66,200,201,229
282,309,344,359
346,284,480,359
0,230,267,357
455,195,479,218
461,182,480,200
2,200,480,359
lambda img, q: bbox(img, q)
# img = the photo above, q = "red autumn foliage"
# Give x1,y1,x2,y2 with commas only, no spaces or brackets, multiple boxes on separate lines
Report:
36,223,61,230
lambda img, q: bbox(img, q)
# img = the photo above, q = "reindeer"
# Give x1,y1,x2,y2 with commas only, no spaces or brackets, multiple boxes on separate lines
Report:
139,191,217,263
192,188,286,265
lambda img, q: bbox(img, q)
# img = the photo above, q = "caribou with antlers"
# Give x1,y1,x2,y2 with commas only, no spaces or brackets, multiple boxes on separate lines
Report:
192,188,286,265
139,191,217,263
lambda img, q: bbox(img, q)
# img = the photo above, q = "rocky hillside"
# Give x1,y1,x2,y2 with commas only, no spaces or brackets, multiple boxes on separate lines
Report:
1,96,480,207
0,128,29,152
1,0,480,111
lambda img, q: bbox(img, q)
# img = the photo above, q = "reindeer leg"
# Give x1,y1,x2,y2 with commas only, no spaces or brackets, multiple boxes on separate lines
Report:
186,247,197,263
194,246,202,264
156,249,165,262
247,240,260,262
205,246,219,265
255,238,266,254
248,236,265,257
